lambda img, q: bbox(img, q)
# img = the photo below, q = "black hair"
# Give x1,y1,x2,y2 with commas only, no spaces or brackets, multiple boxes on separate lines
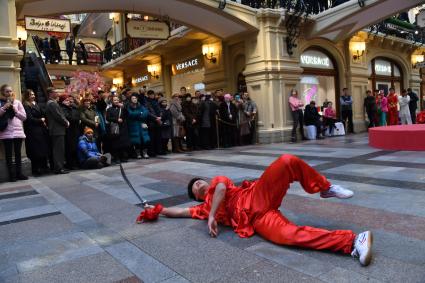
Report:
187,177,203,200
147,90,155,95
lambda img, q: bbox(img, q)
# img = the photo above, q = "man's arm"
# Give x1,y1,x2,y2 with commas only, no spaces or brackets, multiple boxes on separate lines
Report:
208,183,226,237
160,207,191,218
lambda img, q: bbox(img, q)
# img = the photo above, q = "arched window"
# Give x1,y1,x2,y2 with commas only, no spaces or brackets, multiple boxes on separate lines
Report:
368,58,403,96
300,48,339,113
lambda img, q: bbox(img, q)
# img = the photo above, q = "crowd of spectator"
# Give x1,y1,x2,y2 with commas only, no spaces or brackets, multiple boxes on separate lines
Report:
289,86,421,143
0,84,257,182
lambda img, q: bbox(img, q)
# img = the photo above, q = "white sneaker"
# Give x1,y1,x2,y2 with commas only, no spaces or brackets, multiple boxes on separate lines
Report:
320,184,353,199
351,231,373,266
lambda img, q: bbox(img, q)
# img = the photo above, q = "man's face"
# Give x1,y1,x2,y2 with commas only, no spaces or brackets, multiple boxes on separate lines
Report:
343,89,349,96
180,88,186,95
50,90,58,100
131,96,138,104
192,179,209,201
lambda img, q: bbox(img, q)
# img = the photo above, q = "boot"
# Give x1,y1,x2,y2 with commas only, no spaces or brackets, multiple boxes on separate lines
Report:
142,149,149,159
178,138,187,152
172,138,184,153
7,164,16,182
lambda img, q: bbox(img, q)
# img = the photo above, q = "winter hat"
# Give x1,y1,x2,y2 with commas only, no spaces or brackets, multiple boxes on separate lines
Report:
158,97,167,104
84,127,94,135
224,93,232,100
58,94,69,103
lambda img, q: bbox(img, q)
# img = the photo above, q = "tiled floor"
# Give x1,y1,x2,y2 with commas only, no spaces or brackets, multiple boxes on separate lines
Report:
1,133,425,283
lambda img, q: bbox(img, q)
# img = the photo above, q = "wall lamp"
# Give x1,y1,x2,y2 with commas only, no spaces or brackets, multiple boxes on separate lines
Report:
202,44,217,63
109,13,120,24
147,64,160,79
412,54,424,69
350,41,366,61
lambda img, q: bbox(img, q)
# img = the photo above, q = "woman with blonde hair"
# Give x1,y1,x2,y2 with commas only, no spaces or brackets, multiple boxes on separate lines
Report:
0,84,27,181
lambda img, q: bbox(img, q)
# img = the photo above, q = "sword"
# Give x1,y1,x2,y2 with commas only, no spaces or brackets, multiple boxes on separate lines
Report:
119,163,148,207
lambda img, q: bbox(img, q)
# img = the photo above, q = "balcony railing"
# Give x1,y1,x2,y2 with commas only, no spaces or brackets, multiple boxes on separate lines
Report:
232,0,351,14
369,17,424,44
105,37,152,63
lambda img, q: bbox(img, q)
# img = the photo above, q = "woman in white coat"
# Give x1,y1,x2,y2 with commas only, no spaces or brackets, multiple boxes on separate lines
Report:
399,89,412,125
0,84,28,181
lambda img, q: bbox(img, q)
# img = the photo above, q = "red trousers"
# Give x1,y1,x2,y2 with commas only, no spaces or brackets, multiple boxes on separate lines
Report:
388,109,398,125
248,155,355,254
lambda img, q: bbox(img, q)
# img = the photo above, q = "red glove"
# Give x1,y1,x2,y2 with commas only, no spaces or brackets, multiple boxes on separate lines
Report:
136,204,164,223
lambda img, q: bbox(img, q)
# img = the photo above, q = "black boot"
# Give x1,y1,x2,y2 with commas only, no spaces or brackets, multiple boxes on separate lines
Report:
15,162,28,180
6,163,16,182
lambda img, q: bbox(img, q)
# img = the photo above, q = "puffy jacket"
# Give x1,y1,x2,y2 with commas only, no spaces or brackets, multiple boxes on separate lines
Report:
0,99,26,139
127,103,150,145
77,135,100,164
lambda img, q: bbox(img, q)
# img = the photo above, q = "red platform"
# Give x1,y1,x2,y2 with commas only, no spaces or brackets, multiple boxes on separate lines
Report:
369,124,425,151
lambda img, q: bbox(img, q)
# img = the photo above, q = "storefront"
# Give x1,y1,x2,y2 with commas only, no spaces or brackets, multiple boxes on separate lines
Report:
368,57,403,95
170,55,205,94
299,48,339,111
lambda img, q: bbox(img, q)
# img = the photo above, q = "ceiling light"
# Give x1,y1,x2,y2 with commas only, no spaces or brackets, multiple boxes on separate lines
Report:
92,31,96,35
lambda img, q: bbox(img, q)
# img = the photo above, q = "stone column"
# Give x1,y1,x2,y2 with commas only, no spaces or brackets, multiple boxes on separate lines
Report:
243,9,303,143
346,38,369,132
0,0,23,99
0,0,23,180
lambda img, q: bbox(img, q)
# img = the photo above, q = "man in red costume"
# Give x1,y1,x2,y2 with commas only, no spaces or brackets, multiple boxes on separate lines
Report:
387,88,399,125
155,154,373,266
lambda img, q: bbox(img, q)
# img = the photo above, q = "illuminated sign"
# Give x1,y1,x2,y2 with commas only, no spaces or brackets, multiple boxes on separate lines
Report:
375,64,391,74
300,55,330,67
300,50,333,69
172,55,204,75
176,58,199,70
134,75,149,84
25,16,71,33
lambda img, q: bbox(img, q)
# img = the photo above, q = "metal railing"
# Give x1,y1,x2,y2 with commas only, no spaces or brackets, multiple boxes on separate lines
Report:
232,0,348,14
369,17,425,44
105,37,152,63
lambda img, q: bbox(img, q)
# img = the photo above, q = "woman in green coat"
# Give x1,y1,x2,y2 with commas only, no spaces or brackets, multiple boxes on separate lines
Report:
127,93,150,158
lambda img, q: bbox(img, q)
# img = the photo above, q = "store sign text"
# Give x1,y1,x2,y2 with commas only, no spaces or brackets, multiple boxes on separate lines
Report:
25,16,71,33
134,75,149,84
375,64,391,74
300,55,330,67
175,59,199,71
126,20,170,39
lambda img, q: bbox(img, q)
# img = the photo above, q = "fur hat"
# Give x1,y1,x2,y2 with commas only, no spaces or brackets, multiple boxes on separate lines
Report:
158,97,167,104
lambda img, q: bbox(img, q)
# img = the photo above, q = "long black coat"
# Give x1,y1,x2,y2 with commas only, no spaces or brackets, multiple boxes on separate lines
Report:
304,104,321,126
219,101,237,124
61,104,81,153
23,103,50,160
106,105,131,150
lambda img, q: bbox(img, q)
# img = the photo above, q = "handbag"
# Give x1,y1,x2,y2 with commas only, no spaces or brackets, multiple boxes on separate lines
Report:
109,108,121,137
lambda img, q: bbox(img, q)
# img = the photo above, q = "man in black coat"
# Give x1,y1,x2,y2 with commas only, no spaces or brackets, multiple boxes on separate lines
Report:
45,88,69,174
219,94,237,147
65,35,75,65
363,90,377,128
407,88,419,124
304,101,324,139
